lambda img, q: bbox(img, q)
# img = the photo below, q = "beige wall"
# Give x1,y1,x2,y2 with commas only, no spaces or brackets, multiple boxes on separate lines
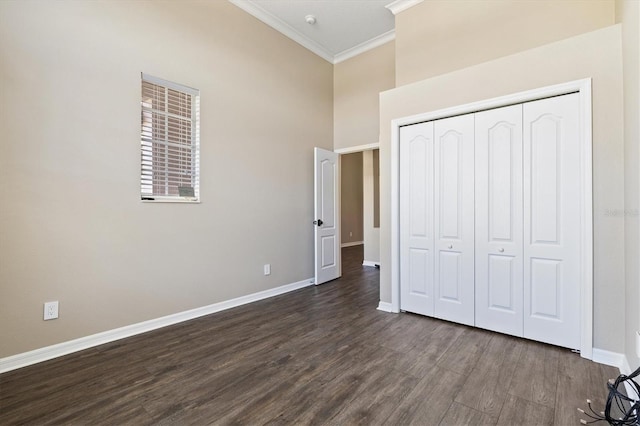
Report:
340,152,364,244
395,0,615,86
617,0,640,369
334,42,395,150
363,150,380,264
0,0,333,358
380,26,625,352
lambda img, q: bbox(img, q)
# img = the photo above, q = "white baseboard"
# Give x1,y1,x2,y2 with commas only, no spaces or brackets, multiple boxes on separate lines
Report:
620,354,632,375
593,348,627,368
592,349,640,403
0,277,314,374
377,301,395,313
363,260,380,267
341,241,363,248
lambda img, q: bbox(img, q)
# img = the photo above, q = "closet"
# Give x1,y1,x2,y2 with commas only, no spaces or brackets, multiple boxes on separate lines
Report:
399,93,581,350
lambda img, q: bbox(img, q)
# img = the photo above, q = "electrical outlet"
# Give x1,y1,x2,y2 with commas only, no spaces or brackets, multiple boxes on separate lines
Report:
44,301,59,320
264,264,271,276
349,231,353,237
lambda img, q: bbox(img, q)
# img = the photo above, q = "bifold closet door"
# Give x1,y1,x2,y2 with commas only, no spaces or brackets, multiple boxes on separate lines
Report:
433,115,475,326
400,122,435,317
399,92,582,350
399,114,475,326
475,105,524,337
523,93,581,350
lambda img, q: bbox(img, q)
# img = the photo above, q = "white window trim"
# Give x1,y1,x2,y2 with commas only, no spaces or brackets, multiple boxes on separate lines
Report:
140,73,200,203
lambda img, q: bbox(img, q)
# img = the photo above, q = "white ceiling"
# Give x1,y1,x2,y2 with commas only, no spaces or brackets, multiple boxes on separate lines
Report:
229,0,396,64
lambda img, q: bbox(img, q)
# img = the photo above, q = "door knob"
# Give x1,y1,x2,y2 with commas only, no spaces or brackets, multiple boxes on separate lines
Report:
313,219,324,227
447,244,453,249
498,248,504,253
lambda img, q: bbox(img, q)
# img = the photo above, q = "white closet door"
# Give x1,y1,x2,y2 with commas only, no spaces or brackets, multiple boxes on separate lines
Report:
434,114,475,326
475,105,524,337
400,122,435,316
523,93,581,350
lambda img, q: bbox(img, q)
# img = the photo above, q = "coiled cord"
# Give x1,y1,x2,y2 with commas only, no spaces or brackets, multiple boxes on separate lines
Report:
579,366,640,425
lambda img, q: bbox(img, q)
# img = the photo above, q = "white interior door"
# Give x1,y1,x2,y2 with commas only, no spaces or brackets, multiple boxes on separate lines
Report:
475,104,524,337
400,122,435,316
433,114,475,326
523,93,581,349
314,147,341,285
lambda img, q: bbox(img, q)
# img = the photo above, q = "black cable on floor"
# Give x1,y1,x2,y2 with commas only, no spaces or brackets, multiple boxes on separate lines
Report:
579,365,640,425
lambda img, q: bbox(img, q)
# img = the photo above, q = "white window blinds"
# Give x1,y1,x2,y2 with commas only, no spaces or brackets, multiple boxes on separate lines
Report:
141,73,200,201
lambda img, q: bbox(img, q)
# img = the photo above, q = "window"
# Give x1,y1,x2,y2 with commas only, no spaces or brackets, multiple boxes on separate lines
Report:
140,73,200,202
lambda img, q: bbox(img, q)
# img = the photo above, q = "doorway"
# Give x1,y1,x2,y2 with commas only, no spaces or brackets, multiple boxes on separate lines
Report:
338,147,380,269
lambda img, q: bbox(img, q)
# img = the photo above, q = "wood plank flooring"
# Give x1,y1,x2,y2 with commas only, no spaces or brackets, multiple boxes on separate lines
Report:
0,246,618,425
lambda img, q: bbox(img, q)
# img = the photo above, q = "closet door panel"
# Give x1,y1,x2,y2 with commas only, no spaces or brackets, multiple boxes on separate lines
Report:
434,114,475,326
487,255,516,308
439,252,462,300
440,137,462,238
523,93,581,350
475,104,524,337
400,122,435,316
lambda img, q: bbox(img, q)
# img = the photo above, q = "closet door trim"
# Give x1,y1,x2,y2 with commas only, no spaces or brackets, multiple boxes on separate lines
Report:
389,78,593,359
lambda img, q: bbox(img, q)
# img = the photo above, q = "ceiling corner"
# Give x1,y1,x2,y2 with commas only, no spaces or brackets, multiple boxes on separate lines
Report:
229,0,334,63
333,30,395,64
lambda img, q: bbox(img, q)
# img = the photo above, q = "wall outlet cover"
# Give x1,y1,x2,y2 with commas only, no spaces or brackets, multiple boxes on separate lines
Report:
44,301,59,320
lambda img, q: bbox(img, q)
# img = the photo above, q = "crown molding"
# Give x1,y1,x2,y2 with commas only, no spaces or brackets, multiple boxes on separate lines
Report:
334,30,395,64
385,0,424,15
230,0,396,64
229,0,334,63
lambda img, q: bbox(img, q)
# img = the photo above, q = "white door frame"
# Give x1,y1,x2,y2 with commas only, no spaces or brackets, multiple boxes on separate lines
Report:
390,79,594,359
334,143,381,271
335,143,380,155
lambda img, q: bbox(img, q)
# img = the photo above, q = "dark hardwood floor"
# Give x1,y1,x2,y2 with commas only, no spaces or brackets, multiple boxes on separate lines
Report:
0,245,618,425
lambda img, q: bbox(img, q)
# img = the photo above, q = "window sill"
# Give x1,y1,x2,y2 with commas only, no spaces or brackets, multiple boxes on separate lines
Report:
141,198,200,204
